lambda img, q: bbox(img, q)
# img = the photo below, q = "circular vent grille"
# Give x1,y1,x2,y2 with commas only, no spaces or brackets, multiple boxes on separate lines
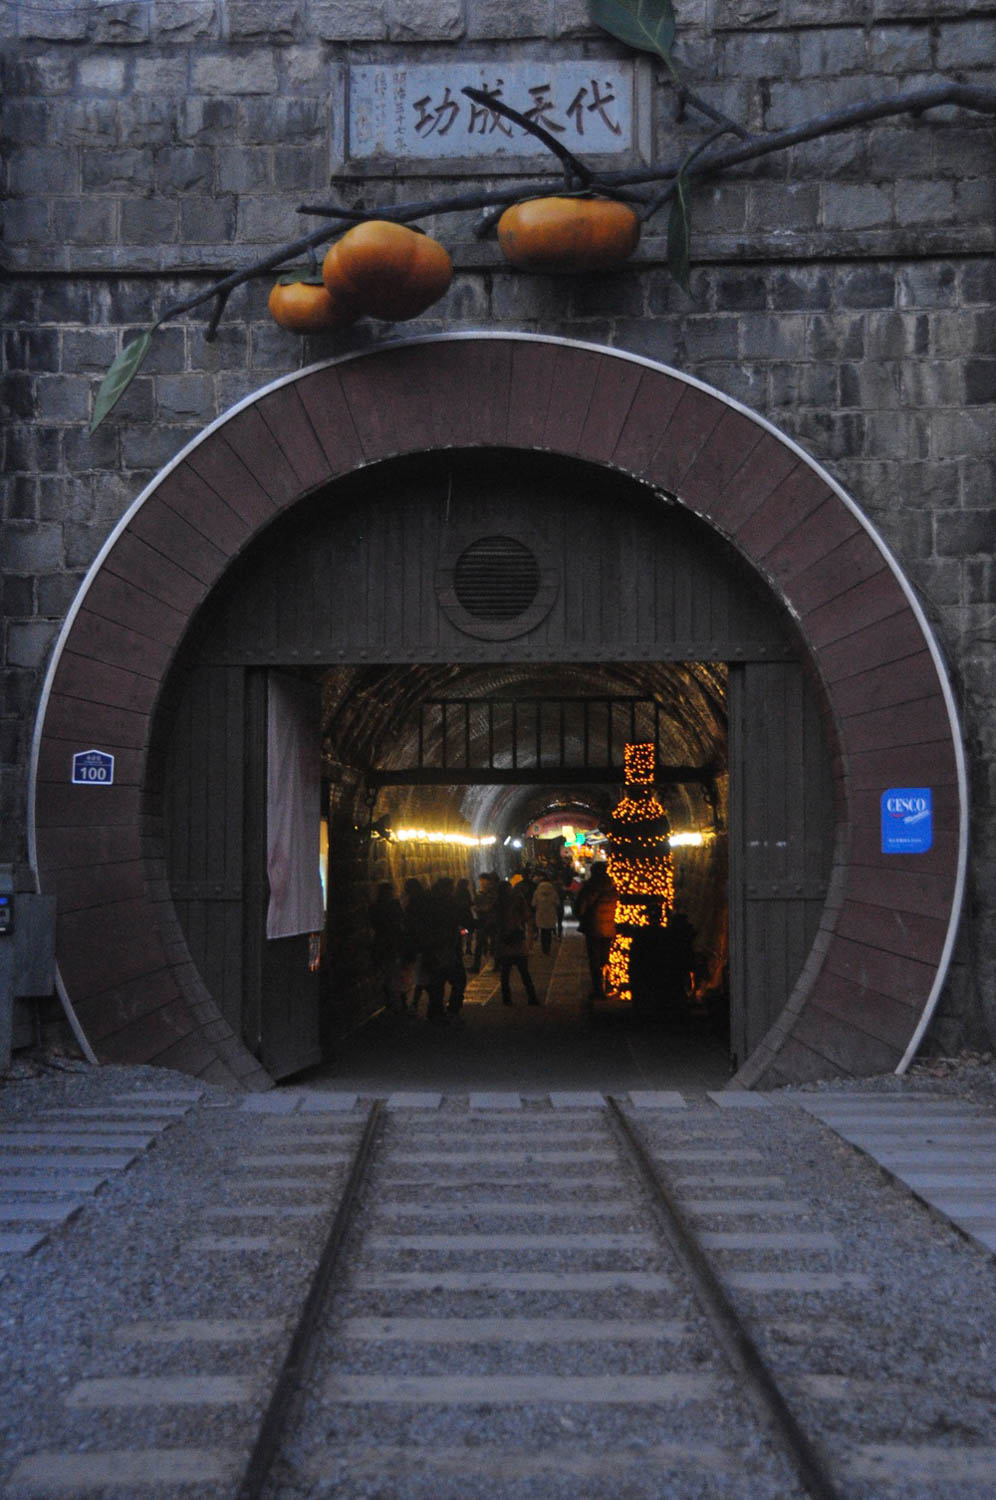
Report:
453,536,541,621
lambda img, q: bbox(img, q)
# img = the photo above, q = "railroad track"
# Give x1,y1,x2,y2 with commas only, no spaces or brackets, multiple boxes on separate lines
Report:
6,1092,994,1499
236,1096,844,1500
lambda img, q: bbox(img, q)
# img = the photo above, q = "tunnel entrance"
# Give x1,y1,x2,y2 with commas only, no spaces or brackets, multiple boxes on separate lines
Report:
34,336,964,1088
161,448,833,1085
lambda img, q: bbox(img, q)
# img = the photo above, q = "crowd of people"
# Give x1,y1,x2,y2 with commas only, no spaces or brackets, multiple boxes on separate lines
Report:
368,858,703,1023
367,862,576,1023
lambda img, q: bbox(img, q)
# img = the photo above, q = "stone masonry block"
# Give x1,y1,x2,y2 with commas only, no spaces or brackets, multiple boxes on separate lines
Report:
552,0,595,37
798,28,866,78
868,25,931,73
738,313,807,362
747,182,820,236
3,524,63,573
35,376,91,424
283,47,327,89
217,147,271,192
121,198,179,245
237,195,302,241
191,52,278,95
77,56,128,94
179,98,237,144
934,509,996,557
937,19,996,71
155,374,214,420
2,199,50,245
134,56,189,93
931,408,996,461
4,56,74,94
155,147,214,194
867,127,935,181
61,330,120,374
91,2,150,45
2,99,51,146
151,1,220,42
389,0,463,43
82,148,154,192
900,360,966,411
243,97,323,144
52,199,117,248
6,622,58,669
719,30,798,81
228,1,301,41
4,329,60,372
965,360,996,406
271,145,327,191
894,262,960,309
822,183,893,231
768,269,832,312
839,361,901,410
836,266,897,310
15,8,88,40
9,147,77,196
312,1,388,42
961,260,996,305
466,2,552,40
895,179,956,227
179,196,237,243
116,98,178,149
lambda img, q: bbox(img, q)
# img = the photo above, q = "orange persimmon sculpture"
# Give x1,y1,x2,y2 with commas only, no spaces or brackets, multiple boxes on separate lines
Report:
322,219,453,321
267,278,359,334
497,194,641,274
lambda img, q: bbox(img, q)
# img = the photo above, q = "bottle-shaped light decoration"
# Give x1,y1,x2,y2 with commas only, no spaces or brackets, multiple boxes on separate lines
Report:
606,742,674,1000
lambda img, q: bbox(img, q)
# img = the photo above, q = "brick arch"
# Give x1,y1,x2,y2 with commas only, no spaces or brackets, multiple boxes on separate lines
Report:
29,335,967,1088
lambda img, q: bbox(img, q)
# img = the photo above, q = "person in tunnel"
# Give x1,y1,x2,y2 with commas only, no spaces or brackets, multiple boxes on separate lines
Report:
469,871,499,974
400,877,430,1015
495,878,540,1007
575,862,618,999
531,871,561,955
368,881,407,1014
422,876,468,1023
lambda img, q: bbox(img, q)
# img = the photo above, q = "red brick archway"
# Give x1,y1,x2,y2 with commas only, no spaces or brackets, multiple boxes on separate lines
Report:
29,336,967,1088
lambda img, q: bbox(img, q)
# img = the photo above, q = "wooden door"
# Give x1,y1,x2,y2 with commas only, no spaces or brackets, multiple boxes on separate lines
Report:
164,664,247,1041
165,666,324,1079
728,661,834,1068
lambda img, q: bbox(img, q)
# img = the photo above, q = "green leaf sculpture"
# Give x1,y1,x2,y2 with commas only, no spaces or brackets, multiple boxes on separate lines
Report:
89,329,154,434
589,0,677,72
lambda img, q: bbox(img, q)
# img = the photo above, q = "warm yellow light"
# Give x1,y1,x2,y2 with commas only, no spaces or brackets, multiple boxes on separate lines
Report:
624,742,655,784
669,831,705,847
393,829,497,848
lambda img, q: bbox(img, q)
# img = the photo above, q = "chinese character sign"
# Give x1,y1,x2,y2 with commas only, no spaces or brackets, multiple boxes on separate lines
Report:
348,63,637,164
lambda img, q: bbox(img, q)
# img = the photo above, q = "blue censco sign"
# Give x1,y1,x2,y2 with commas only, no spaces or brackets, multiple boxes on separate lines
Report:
881,787,932,854
72,749,115,786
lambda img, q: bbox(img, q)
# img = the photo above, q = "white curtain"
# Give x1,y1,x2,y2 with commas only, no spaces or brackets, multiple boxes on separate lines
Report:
266,673,324,940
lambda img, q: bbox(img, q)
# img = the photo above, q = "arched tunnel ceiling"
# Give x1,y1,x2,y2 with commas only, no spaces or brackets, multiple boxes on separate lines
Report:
321,659,728,839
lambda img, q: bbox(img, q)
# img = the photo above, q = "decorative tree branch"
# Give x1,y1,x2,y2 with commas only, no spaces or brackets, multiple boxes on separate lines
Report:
88,72,996,432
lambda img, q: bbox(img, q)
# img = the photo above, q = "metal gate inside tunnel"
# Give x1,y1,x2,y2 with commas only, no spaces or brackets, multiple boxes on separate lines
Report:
160,448,834,1082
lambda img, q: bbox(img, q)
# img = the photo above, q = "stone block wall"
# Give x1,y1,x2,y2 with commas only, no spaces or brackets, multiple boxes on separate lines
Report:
1,0,994,1049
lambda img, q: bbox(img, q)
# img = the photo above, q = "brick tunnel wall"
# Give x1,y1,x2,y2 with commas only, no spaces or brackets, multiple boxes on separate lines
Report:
1,1,993,1054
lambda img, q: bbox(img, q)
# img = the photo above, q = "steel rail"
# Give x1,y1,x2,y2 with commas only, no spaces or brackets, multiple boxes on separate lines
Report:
235,1098,385,1500
606,1097,841,1500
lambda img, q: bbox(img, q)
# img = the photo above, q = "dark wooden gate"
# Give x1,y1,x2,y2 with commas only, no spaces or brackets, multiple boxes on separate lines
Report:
728,661,835,1067
165,665,322,1079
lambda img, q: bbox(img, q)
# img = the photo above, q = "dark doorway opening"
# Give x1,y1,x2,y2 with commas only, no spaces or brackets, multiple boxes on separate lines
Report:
307,661,732,1093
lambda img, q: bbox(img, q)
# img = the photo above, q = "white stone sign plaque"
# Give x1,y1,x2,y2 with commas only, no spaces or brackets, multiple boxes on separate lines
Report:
347,61,641,167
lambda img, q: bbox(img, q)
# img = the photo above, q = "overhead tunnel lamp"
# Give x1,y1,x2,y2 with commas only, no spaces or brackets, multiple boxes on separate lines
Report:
393,829,498,848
